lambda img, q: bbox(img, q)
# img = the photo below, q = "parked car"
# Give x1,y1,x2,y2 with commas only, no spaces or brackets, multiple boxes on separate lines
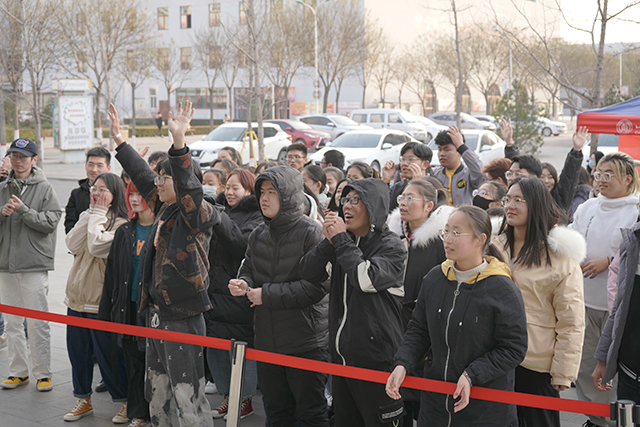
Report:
428,129,506,167
537,117,567,137
474,115,500,129
298,114,371,140
189,122,291,167
582,133,619,167
415,116,448,143
309,129,418,174
350,108,428,142
265,119,332,150
429,112,497,131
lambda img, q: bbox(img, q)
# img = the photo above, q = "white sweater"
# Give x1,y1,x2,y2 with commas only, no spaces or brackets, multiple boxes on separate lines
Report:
569,194,639,310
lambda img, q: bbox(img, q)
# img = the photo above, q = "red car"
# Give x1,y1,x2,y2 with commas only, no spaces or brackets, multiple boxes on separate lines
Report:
265,119,332,150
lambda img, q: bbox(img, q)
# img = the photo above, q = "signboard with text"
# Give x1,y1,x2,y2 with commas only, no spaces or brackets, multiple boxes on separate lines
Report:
59,96,94,150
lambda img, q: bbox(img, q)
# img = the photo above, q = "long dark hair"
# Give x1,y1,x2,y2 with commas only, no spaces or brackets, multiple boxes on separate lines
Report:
499,177,563,267
327,177,354,212
455,205,504,262
541,162,558,193
94,172,128,230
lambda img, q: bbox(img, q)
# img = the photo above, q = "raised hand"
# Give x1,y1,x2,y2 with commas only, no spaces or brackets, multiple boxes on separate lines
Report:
382,160,396,183
573,126,590,151
167,101,195,149
108,104,125,146
500,119,514,146
447,125,463,148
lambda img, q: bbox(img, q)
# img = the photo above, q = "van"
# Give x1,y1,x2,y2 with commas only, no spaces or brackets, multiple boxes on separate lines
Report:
350,109,427,142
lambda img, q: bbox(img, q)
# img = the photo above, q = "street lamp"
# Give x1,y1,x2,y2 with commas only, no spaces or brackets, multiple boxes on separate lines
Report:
296,0,320,114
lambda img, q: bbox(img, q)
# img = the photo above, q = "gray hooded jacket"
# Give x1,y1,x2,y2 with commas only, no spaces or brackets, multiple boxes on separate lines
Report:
0,166,62,272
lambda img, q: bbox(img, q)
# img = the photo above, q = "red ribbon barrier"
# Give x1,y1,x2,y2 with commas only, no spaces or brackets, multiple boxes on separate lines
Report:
0,303,610,418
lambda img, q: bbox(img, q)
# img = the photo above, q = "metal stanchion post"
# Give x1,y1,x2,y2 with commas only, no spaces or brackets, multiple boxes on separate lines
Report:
226,340,247,427
611,400,636,426
634,402,640,427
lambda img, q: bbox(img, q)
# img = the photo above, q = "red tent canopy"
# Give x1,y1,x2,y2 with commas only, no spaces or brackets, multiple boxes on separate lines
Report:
578,97,640,159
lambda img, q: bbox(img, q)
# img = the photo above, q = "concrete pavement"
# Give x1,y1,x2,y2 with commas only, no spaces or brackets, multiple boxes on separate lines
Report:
0,133,598,426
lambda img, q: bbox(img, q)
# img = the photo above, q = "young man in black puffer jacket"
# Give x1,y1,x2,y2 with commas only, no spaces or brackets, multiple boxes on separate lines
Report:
229,166,330,427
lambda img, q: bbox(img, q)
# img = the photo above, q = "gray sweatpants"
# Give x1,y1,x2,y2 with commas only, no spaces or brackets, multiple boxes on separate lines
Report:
145,307,212,427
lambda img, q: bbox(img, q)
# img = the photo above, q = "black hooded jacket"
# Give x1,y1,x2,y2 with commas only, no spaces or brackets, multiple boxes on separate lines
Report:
238,166,329,355
204,193,262,344
65,178,91,234
300,178,407,372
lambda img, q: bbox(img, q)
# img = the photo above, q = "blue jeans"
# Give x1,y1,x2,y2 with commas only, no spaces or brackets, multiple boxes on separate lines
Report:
66,309,128,401
207,347,257,399
618,367,640,404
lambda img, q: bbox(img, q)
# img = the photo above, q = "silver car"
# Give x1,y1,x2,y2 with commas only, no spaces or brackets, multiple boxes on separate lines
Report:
429,112,497,131
298,114,372,140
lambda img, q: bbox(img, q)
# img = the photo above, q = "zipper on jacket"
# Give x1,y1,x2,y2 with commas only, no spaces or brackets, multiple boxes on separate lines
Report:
443,282,462,427
335,236,360,366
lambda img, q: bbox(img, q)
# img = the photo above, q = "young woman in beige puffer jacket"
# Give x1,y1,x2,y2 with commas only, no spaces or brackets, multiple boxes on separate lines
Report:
495,177,586,427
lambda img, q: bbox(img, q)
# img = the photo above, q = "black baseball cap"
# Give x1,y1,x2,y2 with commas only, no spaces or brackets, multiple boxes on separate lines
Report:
7,138,38,157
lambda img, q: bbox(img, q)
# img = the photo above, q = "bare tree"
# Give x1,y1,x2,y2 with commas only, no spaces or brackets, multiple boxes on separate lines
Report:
0,0,25,142
193,27,223,130
317,0,365,112
405,35,442,115
218,41,242,120
371,41,394,108
392,52,412,108
355,16,386,108
154,42,192,114
56,0,151,145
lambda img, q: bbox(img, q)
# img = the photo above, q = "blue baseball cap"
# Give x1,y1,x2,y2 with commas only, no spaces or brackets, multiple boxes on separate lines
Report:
7,138,38,157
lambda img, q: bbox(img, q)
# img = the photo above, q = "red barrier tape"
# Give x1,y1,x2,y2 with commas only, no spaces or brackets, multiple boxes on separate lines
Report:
0,304,610,418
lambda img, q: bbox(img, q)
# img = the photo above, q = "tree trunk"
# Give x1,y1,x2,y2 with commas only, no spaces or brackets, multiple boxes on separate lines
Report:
166,85,172,113
335,79,344,113
453,0,463,128
131,83,137,147
362,83,367,108
322,81,331,113
227,85,233,119
590,0,608,154
484,92,491,115
95,88,102,146
0,88,6,157
13,85,20,140
398,87,403,109
209,87,214,131
31,78,43,167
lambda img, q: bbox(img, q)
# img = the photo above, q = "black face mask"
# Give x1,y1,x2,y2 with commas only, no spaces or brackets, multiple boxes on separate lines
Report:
473,195,492,211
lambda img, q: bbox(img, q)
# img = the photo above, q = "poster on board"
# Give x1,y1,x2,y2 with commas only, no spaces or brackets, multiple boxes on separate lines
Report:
59,96,94,150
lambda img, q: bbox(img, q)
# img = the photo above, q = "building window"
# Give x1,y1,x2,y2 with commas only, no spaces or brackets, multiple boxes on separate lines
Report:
150,88,157,109
180,6,192,29
77,52,87,73
126,8,137,30
209,3,221,27
77,13,86,35
126,50,136,72
209,45,222,69
157,7,169,30
239,1,248,25
238,49,247,68
157,48,170,71
181,47,192,70
176,88,227,110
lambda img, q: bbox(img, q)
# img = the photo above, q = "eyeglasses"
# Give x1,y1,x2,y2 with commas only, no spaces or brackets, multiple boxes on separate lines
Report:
593,172,614,182
501,196,527,207
505,170,526,180
439,229,474,242
399,156,420,164
397,195,426,205
90,186,111,195
287,155,304,161
341,196,362,206
154,175,173,186
472,189,497,201
9,153,31,161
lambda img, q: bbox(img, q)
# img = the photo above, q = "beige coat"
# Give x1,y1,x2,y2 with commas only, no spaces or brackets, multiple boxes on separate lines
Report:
64,206,127,314
494,226,586,388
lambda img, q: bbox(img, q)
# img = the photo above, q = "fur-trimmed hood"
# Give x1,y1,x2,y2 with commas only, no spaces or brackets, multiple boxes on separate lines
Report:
547,225,587,263
387,205,455,248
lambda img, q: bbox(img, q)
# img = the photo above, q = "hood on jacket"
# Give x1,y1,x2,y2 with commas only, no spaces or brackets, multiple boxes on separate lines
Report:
547,226,587,263
441,256,511,284
255,166,304,229
341,178,390,233
216,192,259,213
387,205,454,248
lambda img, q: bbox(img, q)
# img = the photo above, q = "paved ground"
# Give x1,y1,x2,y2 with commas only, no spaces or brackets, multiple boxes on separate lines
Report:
0,131,602,426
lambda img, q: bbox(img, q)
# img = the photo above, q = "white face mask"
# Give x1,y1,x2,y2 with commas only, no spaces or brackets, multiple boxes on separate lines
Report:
203,184,218,197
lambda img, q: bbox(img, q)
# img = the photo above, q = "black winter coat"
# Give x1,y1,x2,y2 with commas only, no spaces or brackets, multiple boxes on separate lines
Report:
65,178,91,234
394,258,528,427
204,194,262,345
301,178,407,372
238,166,329,355
551,148,583,212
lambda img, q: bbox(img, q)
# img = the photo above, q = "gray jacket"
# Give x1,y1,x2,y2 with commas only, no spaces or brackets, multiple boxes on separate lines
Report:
0,166,62,273
595,221,640,383
433,144,486,206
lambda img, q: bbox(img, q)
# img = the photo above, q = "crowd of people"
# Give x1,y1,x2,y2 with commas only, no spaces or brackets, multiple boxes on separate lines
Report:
0,102,639,427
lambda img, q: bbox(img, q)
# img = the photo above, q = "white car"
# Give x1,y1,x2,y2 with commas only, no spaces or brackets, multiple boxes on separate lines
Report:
298,114,372,140
428,129,506,167
189,122,291,167
310,129,419,174
537,117,567,137
415,116,448,143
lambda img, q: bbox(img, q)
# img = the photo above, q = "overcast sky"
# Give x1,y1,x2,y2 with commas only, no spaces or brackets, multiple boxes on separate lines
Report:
560,0,640,44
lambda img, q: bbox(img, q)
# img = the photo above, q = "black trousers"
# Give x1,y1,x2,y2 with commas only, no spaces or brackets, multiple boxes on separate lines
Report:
333,375,403,427
258,347,329,427
122,337,150,421
515,366,560,427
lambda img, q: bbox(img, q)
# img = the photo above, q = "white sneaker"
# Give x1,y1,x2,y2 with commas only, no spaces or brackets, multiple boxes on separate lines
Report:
205,381,217,394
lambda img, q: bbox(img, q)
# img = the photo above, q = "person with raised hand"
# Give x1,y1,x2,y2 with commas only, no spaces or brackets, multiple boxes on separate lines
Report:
108,102,216,427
